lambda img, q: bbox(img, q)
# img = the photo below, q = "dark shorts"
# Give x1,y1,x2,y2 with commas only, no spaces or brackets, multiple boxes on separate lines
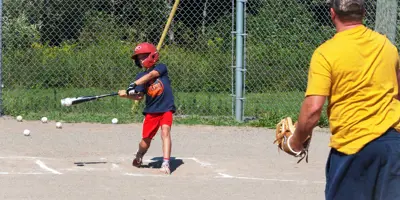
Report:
325,128,400,200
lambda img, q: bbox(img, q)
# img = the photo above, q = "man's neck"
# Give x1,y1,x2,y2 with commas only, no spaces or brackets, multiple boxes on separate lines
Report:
336,21,363,33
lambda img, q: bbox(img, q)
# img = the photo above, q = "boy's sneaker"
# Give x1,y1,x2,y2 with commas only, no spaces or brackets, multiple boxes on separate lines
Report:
132,157,142,168
160,162,171,175
132,151,145,168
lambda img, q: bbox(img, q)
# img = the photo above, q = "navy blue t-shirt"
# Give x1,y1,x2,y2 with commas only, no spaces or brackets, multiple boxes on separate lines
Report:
134,63,176,115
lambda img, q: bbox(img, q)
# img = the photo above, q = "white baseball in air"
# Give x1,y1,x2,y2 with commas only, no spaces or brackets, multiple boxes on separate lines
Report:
23,129,30,136
56,122,62,129
112,118,118,124
41,117,48,123
16,115,23,122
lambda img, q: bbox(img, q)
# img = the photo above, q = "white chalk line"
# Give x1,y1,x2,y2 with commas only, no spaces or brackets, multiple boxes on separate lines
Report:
0,170,325,183
125,173,167,178
178,158,324,184
35,160,62,175
62,167,106,172
182,157,212,167
0,172,45,175
142,157,212,167
112,163,120,170
183,158,325,184
0,155,324,184
216,173,325,184
0,156,55,160
141,156,320,184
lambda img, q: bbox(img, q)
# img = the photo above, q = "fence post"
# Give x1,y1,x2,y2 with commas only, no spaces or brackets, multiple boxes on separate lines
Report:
374,0,398,43
0,0,3,116
235,0,245,122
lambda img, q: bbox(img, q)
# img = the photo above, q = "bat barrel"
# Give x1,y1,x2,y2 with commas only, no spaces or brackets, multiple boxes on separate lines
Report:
61,92,118,107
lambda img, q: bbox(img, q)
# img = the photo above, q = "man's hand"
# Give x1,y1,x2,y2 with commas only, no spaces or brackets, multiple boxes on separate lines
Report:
289,134,305,152
273,117,312,163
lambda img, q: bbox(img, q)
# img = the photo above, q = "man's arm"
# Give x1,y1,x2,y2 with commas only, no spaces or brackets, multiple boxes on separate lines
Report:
290,95,326,152
286,48,330,152
397,57,400,100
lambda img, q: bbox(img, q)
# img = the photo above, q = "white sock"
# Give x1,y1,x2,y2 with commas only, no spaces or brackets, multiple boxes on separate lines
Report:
162,158,170,165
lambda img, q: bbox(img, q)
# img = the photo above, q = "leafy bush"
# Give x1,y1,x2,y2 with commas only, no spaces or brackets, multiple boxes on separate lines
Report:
245,0,336,92
2,13,40,51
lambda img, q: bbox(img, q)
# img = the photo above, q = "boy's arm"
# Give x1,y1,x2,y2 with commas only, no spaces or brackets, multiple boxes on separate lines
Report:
128,65,166,94
127,93,144,101
132,70,160,86
118,90,144,100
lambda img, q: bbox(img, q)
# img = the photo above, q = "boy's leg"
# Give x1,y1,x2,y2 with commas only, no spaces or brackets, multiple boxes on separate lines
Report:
132,138,152,167
132,113,161,167
159,111,173,174
161,125,172,160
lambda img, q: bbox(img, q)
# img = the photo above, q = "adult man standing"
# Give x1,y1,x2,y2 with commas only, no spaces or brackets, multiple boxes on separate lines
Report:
288,0,400,199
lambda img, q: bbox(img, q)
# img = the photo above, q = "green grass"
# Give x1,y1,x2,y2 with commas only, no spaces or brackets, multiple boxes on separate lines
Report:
2,88,329,128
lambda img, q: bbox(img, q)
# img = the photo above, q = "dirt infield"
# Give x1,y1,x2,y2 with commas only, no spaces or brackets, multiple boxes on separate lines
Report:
0,116,331,200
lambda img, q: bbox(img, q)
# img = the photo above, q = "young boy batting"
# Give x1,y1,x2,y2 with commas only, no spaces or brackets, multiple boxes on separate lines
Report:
118,42,176,174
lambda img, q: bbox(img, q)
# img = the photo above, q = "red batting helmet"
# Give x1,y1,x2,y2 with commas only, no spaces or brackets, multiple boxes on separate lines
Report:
131,42,159,68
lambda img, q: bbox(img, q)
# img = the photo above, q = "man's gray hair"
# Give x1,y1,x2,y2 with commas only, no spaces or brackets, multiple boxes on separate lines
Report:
327,0,365,21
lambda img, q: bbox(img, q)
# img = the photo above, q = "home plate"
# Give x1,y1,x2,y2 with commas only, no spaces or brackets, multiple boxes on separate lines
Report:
123,156,216,177
57,157,123,174
0,156,217,177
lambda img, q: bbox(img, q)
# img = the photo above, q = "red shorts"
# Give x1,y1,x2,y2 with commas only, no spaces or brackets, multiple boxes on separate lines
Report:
142,111,173,139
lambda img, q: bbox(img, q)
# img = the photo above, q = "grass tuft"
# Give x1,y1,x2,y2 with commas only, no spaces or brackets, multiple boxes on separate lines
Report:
3,88,329,128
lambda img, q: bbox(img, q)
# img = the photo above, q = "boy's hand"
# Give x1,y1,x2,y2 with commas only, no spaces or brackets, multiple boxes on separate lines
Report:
118,90,128,98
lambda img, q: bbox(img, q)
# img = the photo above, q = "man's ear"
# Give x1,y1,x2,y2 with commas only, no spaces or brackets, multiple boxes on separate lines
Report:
330,7,336,21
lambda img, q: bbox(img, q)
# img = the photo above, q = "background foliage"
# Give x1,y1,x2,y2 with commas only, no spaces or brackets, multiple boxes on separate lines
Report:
1,0,399,127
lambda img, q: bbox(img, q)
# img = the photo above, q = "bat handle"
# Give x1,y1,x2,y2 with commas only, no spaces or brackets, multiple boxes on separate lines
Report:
97,92,119,98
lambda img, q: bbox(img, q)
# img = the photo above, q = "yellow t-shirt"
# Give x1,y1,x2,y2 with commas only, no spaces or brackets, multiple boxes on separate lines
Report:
306,25,400,155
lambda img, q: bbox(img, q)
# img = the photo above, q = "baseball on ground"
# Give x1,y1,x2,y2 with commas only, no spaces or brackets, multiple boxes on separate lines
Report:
112,118,118,124
16,115,23,122
41,117,48,123
23,129,30,136
56,122,62,129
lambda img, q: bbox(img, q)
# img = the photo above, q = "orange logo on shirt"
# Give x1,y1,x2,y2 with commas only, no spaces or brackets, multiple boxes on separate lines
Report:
147,79,164,98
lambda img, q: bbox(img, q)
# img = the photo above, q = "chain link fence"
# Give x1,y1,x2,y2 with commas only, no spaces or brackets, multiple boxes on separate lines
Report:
0,0,399,126
244,0,399,126
0,0,233,123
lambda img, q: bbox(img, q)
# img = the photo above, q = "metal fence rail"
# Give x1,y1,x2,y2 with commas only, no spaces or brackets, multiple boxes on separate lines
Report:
0,0,398,125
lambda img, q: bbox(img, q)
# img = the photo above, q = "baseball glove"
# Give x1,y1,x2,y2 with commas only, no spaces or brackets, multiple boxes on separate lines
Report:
273,117,311,163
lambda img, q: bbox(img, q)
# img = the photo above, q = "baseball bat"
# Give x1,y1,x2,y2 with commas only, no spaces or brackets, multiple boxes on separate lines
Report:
157,0,180,51
61,92,118,106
